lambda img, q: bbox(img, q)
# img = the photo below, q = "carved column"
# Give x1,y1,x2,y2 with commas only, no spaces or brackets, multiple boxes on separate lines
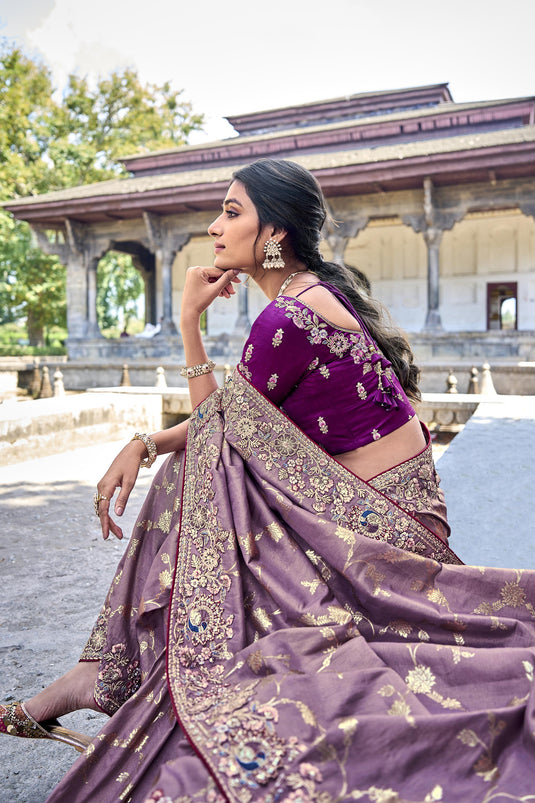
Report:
402,179,466,333
233,283,250,336
422,226,444,331
34,221,101,340
144,212,190,335
86,256,101,338
325,213,369,265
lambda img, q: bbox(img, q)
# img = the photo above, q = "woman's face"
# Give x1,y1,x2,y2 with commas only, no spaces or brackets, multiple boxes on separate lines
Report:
208,180,272,272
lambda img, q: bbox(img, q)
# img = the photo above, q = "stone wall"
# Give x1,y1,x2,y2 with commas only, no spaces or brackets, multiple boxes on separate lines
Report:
0,392,163,465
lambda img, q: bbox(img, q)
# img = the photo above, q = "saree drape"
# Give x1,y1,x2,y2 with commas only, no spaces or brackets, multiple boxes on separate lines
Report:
48,371,535,803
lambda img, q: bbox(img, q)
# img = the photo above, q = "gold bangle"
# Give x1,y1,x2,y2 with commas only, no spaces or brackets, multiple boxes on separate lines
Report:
179,359,216,379
131,432,157,468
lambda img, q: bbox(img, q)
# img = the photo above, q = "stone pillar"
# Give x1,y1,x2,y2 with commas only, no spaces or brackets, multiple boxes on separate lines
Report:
86,256,101,337
144,212,190,336
233,283,250,335
325,213,369,266
401,179,467,333
422,226,444,331
65,250,90,338
159,248,177,334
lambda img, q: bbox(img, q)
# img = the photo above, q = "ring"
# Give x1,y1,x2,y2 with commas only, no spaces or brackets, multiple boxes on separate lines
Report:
93,492,109,516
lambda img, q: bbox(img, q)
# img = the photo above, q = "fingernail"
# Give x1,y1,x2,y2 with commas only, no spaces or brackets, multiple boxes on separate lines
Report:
116,506,124,516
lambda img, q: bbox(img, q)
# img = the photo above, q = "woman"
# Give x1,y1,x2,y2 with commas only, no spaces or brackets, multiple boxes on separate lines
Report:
2,159,535,802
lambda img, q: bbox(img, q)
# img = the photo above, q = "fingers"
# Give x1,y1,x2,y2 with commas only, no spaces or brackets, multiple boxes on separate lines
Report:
185,267,241,307
114,477,135,517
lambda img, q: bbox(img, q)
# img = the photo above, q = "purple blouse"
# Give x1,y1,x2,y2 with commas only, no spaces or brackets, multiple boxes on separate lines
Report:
237,282,416,454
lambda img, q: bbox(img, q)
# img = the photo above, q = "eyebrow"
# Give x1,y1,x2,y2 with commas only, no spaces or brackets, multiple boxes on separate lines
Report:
223,198,244,209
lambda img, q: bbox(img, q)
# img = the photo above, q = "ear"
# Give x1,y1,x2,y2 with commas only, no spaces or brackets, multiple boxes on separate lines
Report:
270,226,288,245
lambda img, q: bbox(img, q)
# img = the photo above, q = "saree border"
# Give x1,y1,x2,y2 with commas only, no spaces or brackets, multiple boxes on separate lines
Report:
227,369,461,565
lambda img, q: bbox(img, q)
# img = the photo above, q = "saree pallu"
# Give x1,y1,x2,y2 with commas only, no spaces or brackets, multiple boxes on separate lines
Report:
48,370,535,803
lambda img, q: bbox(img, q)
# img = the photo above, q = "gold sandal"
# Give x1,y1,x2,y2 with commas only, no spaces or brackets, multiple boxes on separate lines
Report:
0,701,92,753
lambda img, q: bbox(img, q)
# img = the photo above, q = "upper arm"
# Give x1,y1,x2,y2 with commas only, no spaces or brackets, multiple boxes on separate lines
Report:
239,301,318,404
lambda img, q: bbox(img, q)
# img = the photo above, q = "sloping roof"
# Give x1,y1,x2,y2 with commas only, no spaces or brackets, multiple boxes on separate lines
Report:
4,83,535,227
122,97,535,176
6,126,535,226
225,83,454,134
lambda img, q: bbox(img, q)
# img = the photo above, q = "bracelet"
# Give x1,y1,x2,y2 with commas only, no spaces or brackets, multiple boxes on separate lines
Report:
131,432,157,468
179,359,216,379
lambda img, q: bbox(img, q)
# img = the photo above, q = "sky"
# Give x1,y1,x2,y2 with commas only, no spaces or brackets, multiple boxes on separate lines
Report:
1,0,534,143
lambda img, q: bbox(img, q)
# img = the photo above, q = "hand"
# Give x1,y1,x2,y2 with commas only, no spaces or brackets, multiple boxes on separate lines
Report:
95,440,145,540
181,266,241,321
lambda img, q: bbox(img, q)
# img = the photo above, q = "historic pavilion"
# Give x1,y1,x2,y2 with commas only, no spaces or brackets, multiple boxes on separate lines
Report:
5,83,535,364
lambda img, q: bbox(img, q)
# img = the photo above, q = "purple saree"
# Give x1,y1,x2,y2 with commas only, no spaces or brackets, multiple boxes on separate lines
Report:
48,371,535,802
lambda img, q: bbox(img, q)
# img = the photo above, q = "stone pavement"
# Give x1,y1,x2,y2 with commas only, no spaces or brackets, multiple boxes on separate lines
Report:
437,395,535,569
1,397,534,801
0,439,162,802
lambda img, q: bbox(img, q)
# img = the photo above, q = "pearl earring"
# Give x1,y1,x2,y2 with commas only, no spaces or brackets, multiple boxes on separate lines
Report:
262,238,285,270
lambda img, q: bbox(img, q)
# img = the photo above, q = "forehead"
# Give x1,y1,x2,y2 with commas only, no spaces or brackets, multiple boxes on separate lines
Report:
224,180,252,206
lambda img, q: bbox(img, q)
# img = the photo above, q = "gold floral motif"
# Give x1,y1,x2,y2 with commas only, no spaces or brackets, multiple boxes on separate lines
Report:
267,373,279,391
356,381,367,399
244,343,254,362
318,416,328,434
272,329,284,348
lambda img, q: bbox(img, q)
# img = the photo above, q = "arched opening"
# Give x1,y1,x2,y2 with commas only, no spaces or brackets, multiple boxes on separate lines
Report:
96,249,147,338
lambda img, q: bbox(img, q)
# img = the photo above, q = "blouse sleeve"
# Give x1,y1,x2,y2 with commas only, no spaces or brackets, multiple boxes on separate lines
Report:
238,297,320,405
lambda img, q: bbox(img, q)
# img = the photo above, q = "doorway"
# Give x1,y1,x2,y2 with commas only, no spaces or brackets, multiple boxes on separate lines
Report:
487,282,517,330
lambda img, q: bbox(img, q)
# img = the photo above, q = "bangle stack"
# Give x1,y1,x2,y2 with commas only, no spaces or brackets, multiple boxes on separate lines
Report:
179,359,216,379
131,432,157,468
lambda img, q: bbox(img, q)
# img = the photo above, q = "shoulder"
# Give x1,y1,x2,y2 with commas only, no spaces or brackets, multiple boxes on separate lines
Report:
286,285,362,332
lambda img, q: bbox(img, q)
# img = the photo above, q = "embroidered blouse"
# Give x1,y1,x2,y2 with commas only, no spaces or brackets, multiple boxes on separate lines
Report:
237,281,416,454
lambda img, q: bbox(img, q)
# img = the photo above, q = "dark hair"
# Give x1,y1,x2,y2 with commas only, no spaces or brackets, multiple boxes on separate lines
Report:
232,158,421,402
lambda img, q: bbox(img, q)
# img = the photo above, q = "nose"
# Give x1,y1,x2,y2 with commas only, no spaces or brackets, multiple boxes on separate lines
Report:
208,213,222,237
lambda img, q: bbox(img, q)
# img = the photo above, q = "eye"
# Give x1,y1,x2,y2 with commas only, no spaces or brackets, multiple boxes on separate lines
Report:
226,209,238,218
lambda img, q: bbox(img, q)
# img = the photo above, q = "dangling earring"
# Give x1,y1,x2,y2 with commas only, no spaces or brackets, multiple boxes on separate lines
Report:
262,238,285,270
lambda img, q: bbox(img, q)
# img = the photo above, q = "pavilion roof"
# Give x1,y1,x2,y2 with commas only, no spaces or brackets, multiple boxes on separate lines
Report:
121,96,535,176
6,125,535,227
4,81,535,228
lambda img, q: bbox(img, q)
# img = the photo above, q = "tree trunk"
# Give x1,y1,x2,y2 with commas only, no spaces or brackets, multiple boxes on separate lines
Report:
26,311,45,348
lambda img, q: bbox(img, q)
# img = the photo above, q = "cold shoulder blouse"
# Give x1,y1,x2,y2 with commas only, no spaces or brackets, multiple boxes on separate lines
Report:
237,281,416,454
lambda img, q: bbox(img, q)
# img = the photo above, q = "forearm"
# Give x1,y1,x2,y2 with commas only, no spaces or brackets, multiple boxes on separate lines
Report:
180,314,218,410
149,418,189,455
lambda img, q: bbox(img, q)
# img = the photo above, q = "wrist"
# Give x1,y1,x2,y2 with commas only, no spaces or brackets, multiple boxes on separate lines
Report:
130,433,158,467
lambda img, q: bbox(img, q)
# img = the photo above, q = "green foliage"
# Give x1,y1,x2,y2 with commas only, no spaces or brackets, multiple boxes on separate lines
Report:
49,69,204,186
97,251,145,334
0,43,57,200
0,211,66,344
0,39,204,348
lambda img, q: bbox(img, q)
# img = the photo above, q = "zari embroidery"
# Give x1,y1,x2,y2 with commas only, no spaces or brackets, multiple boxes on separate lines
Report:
167,370,462,803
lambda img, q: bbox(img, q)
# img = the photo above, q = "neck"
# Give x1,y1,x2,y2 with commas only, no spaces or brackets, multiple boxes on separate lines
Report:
254,260,308,301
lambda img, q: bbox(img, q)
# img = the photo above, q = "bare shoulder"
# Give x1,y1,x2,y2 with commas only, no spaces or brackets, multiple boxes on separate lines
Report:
288,284,361,332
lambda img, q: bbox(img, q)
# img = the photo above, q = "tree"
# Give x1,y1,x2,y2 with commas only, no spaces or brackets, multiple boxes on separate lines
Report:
49,69,204,186
0,39,204,344
0,213,65,344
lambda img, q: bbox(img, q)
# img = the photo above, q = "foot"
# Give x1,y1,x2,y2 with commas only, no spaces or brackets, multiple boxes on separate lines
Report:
23,661,101,723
